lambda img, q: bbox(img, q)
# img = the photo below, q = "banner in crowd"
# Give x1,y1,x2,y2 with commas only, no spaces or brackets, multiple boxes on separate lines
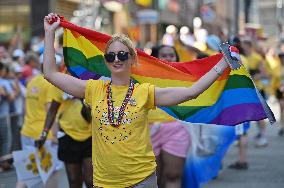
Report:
13,147,41,188
34,145,58,184
182,123,236,188
13,144,59,187
59,18,274,126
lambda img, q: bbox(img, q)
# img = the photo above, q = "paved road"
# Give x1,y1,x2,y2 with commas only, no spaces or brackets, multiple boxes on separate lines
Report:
0,168,69,188
204,122,284,188
205,97,284,188
1,98,284,188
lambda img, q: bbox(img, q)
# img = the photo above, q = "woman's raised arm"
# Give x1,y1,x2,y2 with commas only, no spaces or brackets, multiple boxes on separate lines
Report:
43,13,86,98
155,58,228,106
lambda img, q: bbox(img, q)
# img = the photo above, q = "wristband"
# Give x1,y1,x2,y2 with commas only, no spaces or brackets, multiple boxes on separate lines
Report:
41,130,48,138
83,99,91,109
213,65,223,76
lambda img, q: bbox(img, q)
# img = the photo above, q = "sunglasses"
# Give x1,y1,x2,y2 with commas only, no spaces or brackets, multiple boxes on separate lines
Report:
104,51,130,63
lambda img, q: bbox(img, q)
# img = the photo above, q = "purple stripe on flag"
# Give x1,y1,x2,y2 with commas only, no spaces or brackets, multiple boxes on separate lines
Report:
79,71,101,80
210,103,267,125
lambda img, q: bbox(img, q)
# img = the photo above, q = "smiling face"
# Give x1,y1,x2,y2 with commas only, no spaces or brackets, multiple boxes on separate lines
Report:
105,41,133,75
158,46,178,62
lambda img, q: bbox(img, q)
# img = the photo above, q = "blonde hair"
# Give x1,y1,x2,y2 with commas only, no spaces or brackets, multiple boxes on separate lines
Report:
105,34,138,66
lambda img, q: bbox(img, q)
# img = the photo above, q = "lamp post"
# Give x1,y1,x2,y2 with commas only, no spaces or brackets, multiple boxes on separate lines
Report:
234,0,240,35
244,0,251,23
276,0,283,39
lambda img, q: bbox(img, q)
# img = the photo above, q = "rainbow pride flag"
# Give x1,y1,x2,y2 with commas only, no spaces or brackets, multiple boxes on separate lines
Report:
60,19,275,126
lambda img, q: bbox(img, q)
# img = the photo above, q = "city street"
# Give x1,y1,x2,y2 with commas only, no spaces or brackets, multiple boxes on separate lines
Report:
205,97,284,188
1,97,284,188
1,1,284,188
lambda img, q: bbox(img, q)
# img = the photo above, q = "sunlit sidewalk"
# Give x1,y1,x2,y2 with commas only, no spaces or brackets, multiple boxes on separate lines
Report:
1,98,284,188
205,97,284,188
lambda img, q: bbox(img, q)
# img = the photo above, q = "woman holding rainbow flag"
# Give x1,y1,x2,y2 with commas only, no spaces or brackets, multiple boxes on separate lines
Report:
43,13,239,187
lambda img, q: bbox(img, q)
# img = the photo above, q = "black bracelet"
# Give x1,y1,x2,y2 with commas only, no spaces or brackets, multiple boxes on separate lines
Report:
40,131,48,138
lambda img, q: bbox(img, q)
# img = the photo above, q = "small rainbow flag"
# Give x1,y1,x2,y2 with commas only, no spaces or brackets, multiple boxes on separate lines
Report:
60,19,275,126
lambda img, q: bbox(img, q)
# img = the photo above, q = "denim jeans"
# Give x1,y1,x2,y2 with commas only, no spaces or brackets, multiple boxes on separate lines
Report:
0,116,9,156
93,172,158,188
131,172,157,188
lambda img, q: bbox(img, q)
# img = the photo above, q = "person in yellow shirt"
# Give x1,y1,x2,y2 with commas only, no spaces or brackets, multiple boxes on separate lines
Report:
150,45,190,188
276,51,284,136
20,75,53,140
204,35,221,56
35,84,92,188
264,48,281,97
43,13,233,187
174,39,197,62
21,53,63,143
242,39,268,147
18,74,58,188
227,36,250,170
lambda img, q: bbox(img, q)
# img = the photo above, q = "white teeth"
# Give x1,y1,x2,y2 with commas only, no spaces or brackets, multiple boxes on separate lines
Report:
113,64,122,68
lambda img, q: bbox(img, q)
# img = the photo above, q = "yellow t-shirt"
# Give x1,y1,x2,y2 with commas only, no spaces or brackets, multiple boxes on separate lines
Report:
148,108,175,124
240,55,248,67
266,55,282,94
244,52,264,89
47,85,91,141
85,80,156,188
204,48,218,56
244,52,263,70
174,40,196,62
21,75,53,139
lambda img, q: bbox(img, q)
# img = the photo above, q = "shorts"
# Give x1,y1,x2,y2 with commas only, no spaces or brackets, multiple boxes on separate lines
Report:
132,172,157,188
276,88,283,100
58,133,92,163
93,172,157,188
235,122,250,138
259,89,266,99
150,121,190,158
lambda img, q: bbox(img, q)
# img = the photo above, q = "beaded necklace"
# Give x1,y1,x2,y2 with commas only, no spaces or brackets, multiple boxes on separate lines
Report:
106,79,134,127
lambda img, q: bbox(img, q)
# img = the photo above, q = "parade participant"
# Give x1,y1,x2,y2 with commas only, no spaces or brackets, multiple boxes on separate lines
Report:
0,62,16,171
279,52,284,136
43,13,233,187
35,84,93,188
5,65,23,152
149,45,190,188
21,52,40,85
228,36,250,170
204,35,221,56
228,122,250,170
18,70,58,188
265,48,280,97
242,38,268,147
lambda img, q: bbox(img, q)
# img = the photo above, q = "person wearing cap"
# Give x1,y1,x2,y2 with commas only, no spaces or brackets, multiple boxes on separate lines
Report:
35,83,93,188
0,62,17,171
12,49,25,66
4,64,25,152
0,46,10,65
242,38,269,148
272,41,284,136
204,35,221,56
21,51,40,86
36,53,93,188
227,36,251,170
17,56,61,188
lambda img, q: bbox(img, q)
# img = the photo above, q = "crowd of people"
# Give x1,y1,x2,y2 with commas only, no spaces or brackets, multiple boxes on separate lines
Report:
0,12,284,188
